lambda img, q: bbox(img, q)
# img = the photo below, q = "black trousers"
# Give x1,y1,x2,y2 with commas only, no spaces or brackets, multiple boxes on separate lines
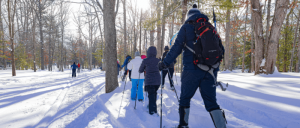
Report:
146,85,160,114
72,69,76,77
162,68,174,87
123,70,132,80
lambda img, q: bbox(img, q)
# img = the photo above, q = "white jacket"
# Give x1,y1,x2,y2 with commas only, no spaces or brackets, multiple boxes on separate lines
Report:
127,56,145,79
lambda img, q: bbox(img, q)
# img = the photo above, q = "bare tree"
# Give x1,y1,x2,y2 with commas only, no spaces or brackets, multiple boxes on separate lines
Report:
7,0,17,76
224,0,231,71
252,0,289,74
242,0,249,73
0,0,6,69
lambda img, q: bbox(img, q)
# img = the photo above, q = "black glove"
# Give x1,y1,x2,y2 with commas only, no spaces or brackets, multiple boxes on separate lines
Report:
158,61,168,70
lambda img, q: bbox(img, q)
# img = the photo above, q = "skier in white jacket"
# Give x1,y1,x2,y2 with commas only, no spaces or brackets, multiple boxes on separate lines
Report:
127,51,145,101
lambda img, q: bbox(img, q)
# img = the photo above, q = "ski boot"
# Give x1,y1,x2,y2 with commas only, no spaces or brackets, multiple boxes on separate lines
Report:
177,106,190,128
210,109,227,128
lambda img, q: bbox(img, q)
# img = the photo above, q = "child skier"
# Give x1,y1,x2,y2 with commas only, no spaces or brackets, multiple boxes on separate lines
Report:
71,62,78,77
127,51,145,101
139,46,161,115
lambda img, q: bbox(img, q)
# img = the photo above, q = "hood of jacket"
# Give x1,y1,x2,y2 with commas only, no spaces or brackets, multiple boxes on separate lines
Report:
147,46,157,57
126,56,132,60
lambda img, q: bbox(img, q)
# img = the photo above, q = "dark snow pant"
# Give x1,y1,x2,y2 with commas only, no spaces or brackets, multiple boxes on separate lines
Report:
162,68,174,87
72,69,76,77
123,70,132,81
146,85,159,114
179,70,220,126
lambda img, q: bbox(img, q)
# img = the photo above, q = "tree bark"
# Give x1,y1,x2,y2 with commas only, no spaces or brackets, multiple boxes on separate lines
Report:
224,6,231,71
251,0,264,75
139,9,142,53
264,0,271,58
103,0,118,93
290,8,300,72
156,0,162,58
250,10,254,72
38,0,45,70
265,0,289,74
0,0,5,69
8,0,17,76
123,0,127,57
242,1,249,73
150,30,154,46
161,0,167,58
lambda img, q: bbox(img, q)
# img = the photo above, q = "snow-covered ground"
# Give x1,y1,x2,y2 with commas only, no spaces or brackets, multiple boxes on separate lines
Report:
0,69,299,128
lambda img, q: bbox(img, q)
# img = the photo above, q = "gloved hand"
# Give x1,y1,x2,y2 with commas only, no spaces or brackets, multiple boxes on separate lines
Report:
158,61,168,70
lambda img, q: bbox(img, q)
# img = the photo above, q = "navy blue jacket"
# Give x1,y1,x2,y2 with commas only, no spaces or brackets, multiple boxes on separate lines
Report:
71,64,78,70
139,46,161,85
163,13,221,71
121,56,132,71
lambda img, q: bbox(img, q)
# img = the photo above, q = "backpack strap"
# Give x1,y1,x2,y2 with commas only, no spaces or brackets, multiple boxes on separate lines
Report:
185,43,219,85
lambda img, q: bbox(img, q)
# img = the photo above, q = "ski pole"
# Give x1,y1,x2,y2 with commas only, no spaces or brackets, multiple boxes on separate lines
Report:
123,73,128,94
160,70,163,128
134,73,141,109
167,69,179,102
118,74,128,118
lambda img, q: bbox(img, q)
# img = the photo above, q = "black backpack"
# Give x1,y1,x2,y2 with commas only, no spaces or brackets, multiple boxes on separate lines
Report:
186,17,224,67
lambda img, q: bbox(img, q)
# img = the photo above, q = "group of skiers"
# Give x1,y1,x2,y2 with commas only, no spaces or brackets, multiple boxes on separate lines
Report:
120,4,227,128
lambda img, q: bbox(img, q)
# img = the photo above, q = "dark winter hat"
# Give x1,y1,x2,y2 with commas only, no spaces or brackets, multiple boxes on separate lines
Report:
187,4,201,19
73,62,75,64
164,46,169,51
135,51,140,56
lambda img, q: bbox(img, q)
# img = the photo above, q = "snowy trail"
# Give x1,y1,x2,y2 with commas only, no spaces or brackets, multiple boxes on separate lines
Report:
0,69,300,128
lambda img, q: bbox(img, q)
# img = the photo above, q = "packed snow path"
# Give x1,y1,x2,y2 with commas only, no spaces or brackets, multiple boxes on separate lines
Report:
0,69,299,128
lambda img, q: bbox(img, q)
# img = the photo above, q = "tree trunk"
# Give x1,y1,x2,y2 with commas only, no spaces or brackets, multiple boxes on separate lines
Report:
242,1,249,73
0,0,5,69
290,8,300,72
161,0,167,58
150,30,154,46
38,0,44,70
123,0,127,57
265,0,289,74
156,0,162,58
139,9,142,53
264,0,271,58
103,0,118,93
8,0,17,76
224,7,231,71
251,11,254,72
251,0,264,75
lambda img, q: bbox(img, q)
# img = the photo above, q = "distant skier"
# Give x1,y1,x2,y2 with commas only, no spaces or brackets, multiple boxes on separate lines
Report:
139,46,161,115
71,62,78,77
121,55,132,81
127,51,144,101
161,46,176,90
159,4,226,128
141,51,147,59
77,63,81,73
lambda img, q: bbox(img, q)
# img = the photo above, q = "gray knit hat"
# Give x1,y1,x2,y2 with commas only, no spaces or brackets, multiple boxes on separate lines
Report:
135,51,140,56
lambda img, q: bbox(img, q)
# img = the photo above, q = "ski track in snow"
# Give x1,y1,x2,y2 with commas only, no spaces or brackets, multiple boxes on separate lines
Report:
0,69,300,128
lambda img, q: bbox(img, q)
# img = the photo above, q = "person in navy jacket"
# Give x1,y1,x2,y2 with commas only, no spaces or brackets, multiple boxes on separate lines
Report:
159,4,226,128
71,62,78,77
